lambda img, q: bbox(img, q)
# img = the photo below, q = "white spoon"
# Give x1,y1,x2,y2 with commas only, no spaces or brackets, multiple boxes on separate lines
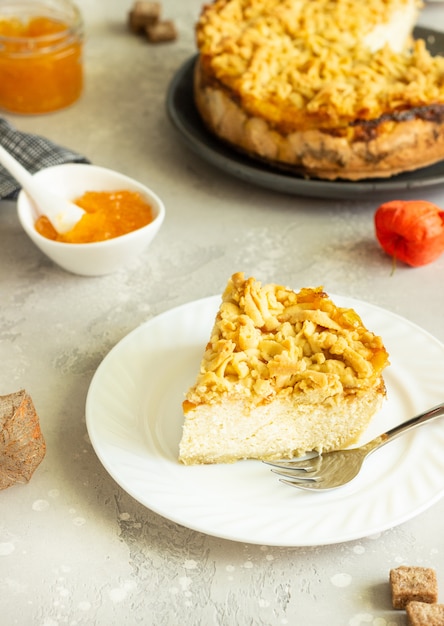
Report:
0,143,85,234
17,163,166,276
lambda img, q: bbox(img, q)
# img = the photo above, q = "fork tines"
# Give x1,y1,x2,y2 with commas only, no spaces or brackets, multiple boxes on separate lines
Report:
263,453,321,474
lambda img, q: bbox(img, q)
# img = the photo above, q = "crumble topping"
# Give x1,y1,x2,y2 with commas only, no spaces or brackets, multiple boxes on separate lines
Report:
196,0,444,130
185,273,389,406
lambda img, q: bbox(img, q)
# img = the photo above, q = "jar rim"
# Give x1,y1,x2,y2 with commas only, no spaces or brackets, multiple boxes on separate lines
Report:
0,0,83,42
0,0,83,56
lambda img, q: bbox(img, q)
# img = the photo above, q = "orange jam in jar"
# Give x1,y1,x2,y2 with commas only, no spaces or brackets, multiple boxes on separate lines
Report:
0,0,83,114
35,190,155,243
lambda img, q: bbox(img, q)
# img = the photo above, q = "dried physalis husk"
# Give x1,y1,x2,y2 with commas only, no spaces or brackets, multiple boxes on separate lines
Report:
0,390,46,490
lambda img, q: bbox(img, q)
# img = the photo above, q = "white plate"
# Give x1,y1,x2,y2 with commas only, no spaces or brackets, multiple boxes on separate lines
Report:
86,295,444,546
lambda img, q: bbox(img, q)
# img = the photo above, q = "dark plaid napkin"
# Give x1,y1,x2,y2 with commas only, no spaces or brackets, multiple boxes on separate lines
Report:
0,118,90,200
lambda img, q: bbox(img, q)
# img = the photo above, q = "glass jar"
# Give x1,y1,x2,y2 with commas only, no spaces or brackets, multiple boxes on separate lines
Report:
0,0,84,114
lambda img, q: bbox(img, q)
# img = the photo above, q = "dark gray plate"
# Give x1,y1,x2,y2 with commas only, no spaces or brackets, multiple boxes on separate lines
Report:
166,27,444,199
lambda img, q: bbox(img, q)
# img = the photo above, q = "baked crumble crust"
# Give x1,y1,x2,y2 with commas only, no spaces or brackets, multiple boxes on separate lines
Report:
196,0,440,132
184,273,389,409
193,0,444,180
194,58,444,180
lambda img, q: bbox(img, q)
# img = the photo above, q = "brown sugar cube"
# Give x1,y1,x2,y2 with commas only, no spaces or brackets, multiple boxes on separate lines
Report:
390,566,438,609
145,20,177,43
128,1,161,33
407,602,444,626
0,390,46,490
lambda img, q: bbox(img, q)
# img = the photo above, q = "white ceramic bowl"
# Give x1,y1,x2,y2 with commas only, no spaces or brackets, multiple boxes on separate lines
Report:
17,163,165,276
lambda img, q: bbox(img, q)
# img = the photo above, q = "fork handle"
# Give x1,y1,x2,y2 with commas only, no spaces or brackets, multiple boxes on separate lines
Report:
365,401,444,453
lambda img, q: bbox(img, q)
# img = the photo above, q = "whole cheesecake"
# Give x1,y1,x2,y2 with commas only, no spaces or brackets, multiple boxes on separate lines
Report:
193,0,444,180
179,273,389,465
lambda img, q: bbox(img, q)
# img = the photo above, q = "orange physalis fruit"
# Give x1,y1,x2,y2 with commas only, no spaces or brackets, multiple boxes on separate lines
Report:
374,200,444,267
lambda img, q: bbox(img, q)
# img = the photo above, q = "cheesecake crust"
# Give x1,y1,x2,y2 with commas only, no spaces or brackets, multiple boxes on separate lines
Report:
194,0,444,180
195,58,444,181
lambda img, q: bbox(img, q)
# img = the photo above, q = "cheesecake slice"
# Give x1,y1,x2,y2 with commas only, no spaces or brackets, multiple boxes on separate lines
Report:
179,273,389,464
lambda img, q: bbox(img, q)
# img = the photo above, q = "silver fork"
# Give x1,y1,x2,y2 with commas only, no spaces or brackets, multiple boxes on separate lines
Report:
264,402,444,491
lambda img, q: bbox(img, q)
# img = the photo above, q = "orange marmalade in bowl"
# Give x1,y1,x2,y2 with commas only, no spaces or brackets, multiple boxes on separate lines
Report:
0,0,83,114
35,190,155,244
